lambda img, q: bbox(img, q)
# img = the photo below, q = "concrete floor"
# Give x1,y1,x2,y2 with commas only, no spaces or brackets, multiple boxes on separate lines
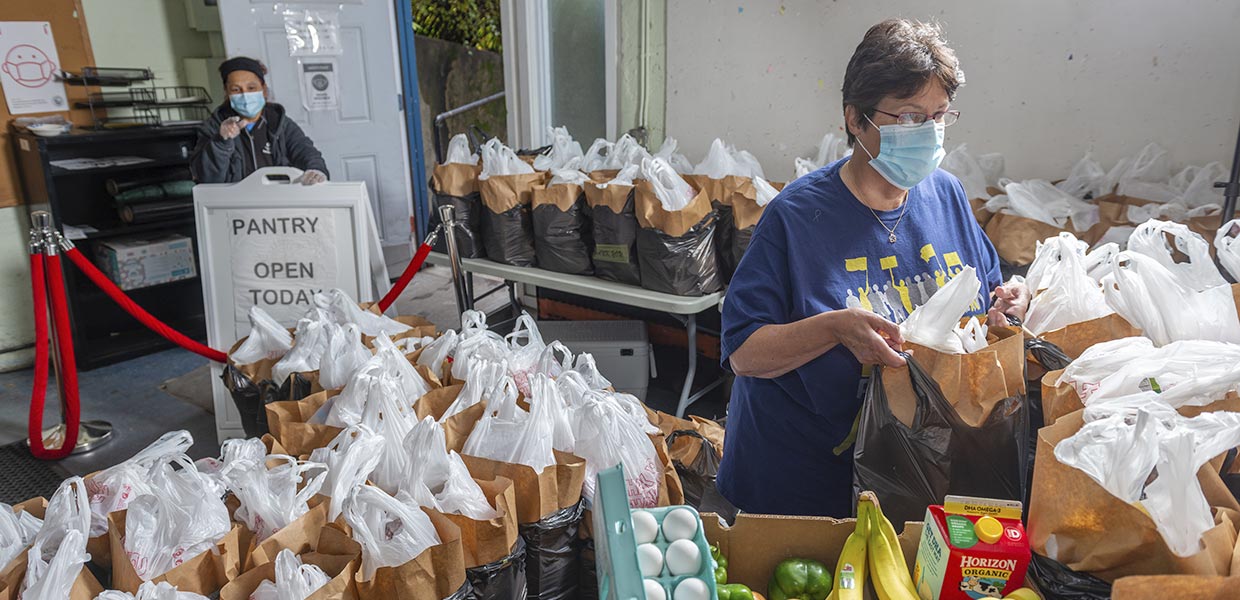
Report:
0,263,727,477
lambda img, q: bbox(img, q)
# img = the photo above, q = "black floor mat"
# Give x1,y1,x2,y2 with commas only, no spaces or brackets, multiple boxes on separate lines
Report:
0,441,72,504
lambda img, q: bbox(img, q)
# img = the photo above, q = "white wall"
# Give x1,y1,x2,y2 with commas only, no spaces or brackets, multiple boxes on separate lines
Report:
82,0,215,87
665,0,1240,182
0,208,34,371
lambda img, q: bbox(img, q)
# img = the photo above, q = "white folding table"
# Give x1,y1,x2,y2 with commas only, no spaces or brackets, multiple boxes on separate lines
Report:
425,252,724,417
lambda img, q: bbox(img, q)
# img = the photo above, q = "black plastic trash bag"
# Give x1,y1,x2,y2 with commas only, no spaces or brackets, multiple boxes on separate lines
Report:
532,184,593,275
480,173,543,267
584,180,641,285
712,199,735,282
221,364,283,437
731,226,755,273
520,501,584,600
1026,337,1072,371
666,430,738,522
429,161,486,258
854,355,1029,530
466,538,528,600
429,191,486,259
578,537,598,600
445,579,477,600
635,179,723,296
1027,553,1111,600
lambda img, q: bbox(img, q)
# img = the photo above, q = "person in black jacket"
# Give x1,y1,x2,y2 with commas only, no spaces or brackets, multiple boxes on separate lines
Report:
191,56,329,184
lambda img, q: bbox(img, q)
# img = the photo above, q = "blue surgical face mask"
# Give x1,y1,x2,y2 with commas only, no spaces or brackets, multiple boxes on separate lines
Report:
856,115,946,190
229,91,266,118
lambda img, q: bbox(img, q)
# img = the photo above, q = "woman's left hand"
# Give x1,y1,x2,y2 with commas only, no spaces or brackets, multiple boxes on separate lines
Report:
987,281,1031,327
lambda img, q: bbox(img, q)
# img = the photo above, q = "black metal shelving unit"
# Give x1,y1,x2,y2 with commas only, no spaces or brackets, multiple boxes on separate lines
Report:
13,126,206,370
63,67,213,130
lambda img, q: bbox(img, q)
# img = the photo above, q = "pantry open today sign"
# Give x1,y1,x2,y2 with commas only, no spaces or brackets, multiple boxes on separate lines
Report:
228,208,339,326
195,167,387,439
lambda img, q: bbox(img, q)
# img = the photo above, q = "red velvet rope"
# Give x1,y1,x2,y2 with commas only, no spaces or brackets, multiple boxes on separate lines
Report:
377,242,434,313
63,246,228,363
28,254,80,460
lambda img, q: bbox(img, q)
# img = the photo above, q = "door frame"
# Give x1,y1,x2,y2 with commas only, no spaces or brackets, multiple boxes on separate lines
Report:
394,0,431,241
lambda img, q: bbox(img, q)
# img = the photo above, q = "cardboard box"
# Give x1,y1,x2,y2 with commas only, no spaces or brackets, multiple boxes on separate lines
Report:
702,512,922,596
95,233,197,290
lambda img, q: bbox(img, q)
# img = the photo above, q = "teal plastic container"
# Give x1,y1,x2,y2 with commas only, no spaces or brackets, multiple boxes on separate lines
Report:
593,464,719,600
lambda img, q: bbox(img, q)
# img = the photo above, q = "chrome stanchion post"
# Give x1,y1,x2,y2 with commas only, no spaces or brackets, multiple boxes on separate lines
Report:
438,204,473,326
28,211,112,454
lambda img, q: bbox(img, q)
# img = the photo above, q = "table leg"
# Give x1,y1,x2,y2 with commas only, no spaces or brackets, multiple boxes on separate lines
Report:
507,281,522,316
677,314,698,418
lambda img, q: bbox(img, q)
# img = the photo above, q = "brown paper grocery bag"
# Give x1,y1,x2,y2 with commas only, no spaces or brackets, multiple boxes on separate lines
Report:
221,552,360,600
0,501,101,600
109,510,248,595
355,508,467,600
1041,369,1240,426
267,390,344,457
969,197,994,228
479,173,545,214
432,162,481,197
1028,410,1238,581
1112,575,1237,600
984,212,1068,266
246,498,340,569
462,451,586,525
885,325,1026,428
1037,313,1141,363
634,181,713,237
651,433,686,507
444,476,521,568
583,179,635,214
532,182,584,211
412,384,484,452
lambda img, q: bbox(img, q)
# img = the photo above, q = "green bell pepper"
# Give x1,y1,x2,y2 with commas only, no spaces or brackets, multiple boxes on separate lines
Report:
711,544,729,585
717,583,755,600
767,558,832,600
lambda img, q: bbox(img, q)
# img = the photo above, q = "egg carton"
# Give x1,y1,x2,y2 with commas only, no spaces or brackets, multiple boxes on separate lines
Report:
592,465,718,600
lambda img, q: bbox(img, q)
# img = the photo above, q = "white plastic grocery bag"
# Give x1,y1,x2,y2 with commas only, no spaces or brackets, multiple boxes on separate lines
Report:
249,549,331,600
532,126,584,172
899,266,982,354
571,391,662,507
231,306,293,366
308,425,385,522
313,289,411,337
95,581,210,600
479,138,536,179
86,430,193,538
1216,219,1240,282
0,500,42,569
21,476,91,600
462,373,557,473
1126,220,1227,292
444,133,479,166
642,157,697,212
654,137,694,174
220,439,326,541
1055,153,1107,200
317,324,370,391
1024,234,1114,336
1100,251,1240,345
941,144,989,201
343,486,441,581
124,457,231,580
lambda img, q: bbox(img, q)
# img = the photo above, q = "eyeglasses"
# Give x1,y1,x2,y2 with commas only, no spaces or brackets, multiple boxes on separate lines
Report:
871,108,961,127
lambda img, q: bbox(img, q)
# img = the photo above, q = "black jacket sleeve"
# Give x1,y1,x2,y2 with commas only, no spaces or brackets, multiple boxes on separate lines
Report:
280,118,330,178
189,115,238,183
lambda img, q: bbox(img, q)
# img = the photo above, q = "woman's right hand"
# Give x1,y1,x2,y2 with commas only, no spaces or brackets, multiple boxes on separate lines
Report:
824,308,907,368
218,116,242,140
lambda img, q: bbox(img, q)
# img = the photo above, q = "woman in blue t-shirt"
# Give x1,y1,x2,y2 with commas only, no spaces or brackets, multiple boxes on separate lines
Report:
719,18,1030,517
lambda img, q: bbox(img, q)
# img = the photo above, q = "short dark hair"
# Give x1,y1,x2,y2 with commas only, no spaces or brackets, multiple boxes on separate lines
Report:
841,19,962,146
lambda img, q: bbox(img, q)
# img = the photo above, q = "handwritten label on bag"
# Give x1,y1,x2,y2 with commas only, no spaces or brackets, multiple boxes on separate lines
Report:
229,208,338,332
593,243,631,264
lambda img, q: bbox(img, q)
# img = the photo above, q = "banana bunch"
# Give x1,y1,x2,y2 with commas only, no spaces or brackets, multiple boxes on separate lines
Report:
827,492,919,600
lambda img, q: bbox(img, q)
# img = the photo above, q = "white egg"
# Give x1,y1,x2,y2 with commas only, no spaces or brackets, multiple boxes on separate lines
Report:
661,507,699,541
673,577,710,600
633,510,659,544
637,543,664,577
664,538,702,576
643,578,667,600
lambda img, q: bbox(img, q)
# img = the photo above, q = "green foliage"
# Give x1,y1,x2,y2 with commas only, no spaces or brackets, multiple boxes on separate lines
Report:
412,0,502,53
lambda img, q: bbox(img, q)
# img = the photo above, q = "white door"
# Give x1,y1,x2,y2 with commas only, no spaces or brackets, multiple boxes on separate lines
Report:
217,0,412,252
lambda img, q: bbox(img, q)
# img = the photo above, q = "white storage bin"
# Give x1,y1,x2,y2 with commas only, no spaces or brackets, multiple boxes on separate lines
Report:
536,319,652,400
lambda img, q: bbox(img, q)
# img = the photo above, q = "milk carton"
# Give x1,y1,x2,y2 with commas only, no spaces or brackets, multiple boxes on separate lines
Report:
913,496,1030,600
